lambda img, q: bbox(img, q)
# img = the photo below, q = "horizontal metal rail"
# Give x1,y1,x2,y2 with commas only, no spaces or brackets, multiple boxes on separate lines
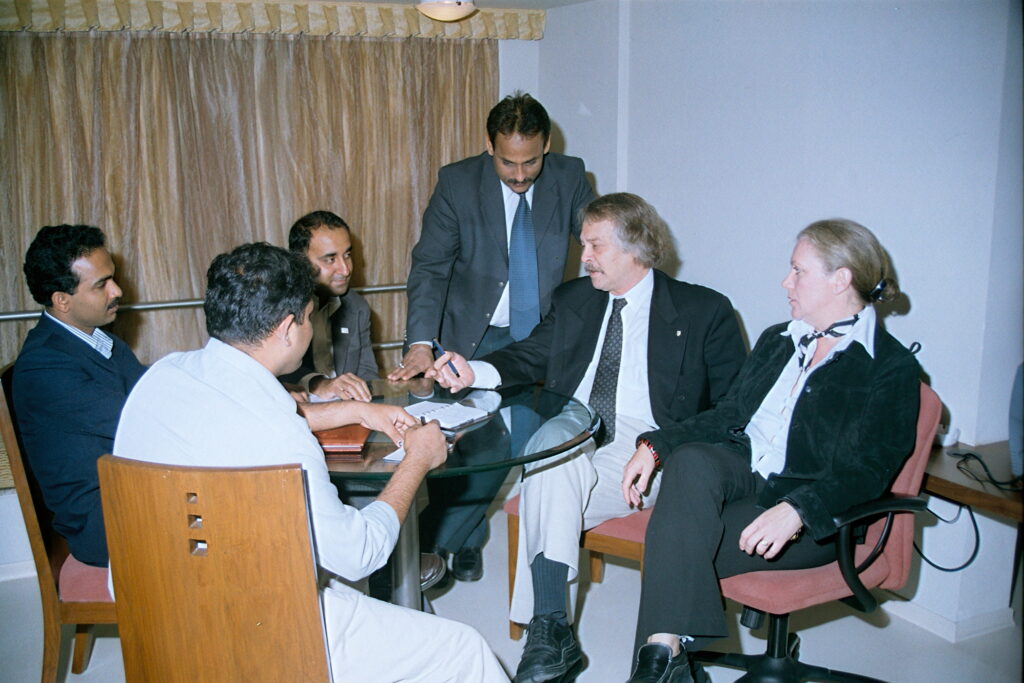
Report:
0,284,408,352
0,283,407,322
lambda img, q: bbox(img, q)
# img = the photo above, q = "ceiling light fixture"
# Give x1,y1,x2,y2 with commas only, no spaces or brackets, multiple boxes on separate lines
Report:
416,1,477,22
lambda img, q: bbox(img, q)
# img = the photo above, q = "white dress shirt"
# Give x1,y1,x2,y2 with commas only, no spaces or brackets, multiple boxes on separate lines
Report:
114,338,400,582
471,268,660,445
44,310,114,359
747,305,876,478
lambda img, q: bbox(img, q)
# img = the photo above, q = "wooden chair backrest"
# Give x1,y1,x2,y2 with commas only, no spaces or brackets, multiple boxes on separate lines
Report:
98,455,330,683
1,364,64,606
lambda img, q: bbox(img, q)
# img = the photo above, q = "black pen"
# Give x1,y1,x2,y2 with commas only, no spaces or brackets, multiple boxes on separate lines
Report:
431,338,461,378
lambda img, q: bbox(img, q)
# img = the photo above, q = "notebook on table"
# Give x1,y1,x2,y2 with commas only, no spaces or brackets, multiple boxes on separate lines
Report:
315,424,371,461
403,400,492,433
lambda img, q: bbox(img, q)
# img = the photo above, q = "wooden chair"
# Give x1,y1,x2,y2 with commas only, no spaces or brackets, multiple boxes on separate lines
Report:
504,497,653,639
1,365,115,682
692,382,942,681
97,454,330,682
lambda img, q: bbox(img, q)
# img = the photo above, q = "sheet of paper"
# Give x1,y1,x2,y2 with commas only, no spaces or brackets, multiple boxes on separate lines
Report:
382,445,406,463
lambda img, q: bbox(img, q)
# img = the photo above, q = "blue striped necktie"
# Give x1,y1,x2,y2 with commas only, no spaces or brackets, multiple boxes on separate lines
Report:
509,192,540,341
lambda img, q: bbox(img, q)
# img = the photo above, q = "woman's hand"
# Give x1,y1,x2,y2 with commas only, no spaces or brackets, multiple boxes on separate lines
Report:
738,501,803,559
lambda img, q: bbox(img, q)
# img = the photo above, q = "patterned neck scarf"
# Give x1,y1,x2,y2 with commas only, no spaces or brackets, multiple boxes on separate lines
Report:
797,313,860,368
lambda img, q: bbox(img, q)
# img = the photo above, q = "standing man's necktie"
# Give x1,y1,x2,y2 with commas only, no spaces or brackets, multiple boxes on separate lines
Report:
589,298,627,445
509,193,540,341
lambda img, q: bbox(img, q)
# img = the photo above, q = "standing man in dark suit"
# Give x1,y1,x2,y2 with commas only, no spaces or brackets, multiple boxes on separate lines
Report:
280,211,378,400
389,92,596,581
12,225,146,567
431,193,746,683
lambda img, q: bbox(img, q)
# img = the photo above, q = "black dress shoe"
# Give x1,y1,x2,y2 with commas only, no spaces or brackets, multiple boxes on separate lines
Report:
451,546,483,582
419,552,447,591
626,643,693,683
515,614,583,683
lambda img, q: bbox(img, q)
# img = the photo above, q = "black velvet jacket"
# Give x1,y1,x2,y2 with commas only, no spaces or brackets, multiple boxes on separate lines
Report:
640,320,921,541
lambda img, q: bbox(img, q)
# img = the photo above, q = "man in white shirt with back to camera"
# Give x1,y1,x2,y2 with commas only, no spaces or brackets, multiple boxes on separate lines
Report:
114,242,507,682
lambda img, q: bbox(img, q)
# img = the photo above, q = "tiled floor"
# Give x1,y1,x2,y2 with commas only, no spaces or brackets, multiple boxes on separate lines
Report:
2,475,1021,682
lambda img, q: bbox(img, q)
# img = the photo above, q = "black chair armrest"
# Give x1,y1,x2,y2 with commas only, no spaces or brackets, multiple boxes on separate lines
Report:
831,495,927,613
832,495,928,528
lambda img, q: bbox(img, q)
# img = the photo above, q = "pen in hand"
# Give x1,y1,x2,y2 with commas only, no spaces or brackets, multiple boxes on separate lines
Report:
431,338,461,378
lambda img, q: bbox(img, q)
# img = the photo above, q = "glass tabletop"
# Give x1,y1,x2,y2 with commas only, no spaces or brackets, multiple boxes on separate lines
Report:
326,379,598,481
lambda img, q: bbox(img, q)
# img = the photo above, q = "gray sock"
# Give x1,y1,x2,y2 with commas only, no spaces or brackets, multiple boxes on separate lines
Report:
530,552,569,620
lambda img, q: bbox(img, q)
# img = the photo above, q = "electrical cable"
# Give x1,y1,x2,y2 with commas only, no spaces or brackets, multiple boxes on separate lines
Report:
913,503,980,572
947,449,1023,491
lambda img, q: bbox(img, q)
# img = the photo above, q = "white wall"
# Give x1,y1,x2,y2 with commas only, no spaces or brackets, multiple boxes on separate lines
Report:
503,0,1023,444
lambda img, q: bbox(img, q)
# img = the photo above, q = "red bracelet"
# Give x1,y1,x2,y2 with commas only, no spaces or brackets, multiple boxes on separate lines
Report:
638,438,661,468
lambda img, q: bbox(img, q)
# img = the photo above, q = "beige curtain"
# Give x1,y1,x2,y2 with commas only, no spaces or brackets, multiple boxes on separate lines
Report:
0,31,498,369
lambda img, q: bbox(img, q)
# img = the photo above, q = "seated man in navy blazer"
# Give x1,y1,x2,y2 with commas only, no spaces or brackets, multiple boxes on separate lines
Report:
12,224,146,567
279,210,379,400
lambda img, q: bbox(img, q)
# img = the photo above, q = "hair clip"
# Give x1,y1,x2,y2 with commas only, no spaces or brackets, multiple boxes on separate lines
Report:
868,278,886,301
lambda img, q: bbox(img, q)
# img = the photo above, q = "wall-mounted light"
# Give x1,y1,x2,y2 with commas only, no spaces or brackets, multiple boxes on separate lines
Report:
416,1,477,22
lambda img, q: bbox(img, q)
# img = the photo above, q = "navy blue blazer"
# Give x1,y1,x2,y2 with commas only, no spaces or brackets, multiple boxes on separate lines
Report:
12,314,146,566
483,270,747,431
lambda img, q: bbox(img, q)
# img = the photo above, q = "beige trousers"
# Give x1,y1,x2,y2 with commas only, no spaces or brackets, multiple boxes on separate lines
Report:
508,407,660,625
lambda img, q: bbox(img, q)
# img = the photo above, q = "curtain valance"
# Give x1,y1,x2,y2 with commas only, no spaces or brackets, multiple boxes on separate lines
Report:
1,1,544,39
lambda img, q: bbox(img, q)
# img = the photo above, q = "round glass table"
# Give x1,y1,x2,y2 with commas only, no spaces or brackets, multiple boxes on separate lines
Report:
326,379,598,609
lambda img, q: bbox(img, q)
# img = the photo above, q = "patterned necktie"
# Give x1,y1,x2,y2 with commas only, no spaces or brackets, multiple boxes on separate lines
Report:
509,193,540,341
797,313,860,368
589,298,627,445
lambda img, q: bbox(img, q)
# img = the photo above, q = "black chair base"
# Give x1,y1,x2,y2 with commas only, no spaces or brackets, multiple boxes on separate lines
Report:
692,612,887,683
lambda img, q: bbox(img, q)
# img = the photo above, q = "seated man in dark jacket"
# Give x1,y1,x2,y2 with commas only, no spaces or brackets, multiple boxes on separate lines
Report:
12,225,146,567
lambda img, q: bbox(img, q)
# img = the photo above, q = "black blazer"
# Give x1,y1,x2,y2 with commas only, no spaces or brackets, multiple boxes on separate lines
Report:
642,320,921,541
12,314,146,566
483,270,747,430
405,151,596,357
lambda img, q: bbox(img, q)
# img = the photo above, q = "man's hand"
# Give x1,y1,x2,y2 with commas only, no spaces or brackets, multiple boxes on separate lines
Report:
388,345,434,381
621,443,657,508
400,420,448,472
309,373,372,401
349,403,418,445
738,502,804,560
425,351,474,392
377,420,447,525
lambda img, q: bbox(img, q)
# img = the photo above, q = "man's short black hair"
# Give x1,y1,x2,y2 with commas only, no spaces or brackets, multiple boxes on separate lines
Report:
204,242,315,345
23,224,107,306
486,91,551,145
288,211,351,255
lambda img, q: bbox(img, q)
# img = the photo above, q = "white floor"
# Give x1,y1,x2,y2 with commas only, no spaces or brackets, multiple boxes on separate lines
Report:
1,473,1021,683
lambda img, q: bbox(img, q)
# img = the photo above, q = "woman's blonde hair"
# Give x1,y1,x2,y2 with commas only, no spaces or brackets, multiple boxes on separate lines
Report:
798,219,900,304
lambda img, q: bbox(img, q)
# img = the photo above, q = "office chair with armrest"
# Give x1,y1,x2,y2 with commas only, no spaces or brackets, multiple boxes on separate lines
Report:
691,382,942,682
1,365,116,682
97,454,330,682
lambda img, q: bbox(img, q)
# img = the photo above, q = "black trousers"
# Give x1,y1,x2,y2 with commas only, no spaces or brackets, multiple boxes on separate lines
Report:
635,442,837,653
421,325,516,553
